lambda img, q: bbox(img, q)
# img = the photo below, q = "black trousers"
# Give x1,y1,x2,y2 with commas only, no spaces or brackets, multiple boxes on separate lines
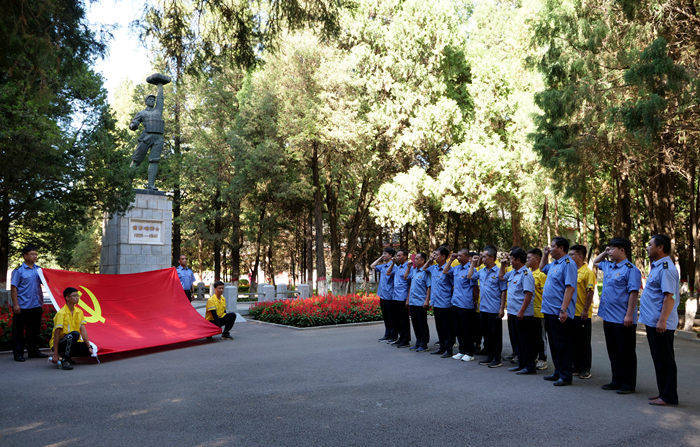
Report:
184,289,193,302
213,313,237,333
379,299,396,339
451,306,477,355
481,312,502,362
57,331,91,359
573,316,592,373
12,306,43,357
544,314,574,382
603,321,637,391
512,316,538,371
389,300,411,344
535,317,547,361
409,306,430,347
507,314,519,357
645,325,678,404
433,307,454,352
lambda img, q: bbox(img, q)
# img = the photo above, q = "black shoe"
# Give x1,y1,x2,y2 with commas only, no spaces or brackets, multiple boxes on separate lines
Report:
508,366,521,372
504,354,514,361
478,359,492,366
488,360,503,368
440,351,454,358
601,383,621,391
415,346,427,352
543,374,559,381
386,338,398,344
396,342,410,348
510,356,518,365
378,336,390,342
516,368,536,375
553,379,572,386
221,332,233,340
431,349,446,355
616,388,635,395
28,351,48,359
390,340,402,346
13,356,26,362
61,360,74,370
408,345,419,351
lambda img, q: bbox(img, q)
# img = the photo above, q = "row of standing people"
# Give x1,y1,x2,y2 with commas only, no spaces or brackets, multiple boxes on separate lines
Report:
370,235,680,406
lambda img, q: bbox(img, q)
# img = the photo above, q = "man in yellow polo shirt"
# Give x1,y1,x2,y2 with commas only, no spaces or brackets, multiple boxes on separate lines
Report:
50,287,93,370
206,281,236,339
526,248,548,370
570,244,596,379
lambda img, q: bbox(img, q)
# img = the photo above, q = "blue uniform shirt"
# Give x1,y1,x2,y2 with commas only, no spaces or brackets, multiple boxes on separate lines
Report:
375,263,394,300
504,266,536,316
448,263,476,309
408,268,431,306
598,259,642,324
639,256,679,330
427,263,453,308
541,255,578,318
176,265,196,290
392,262,411,301
476,265,504,314
10,263,43,309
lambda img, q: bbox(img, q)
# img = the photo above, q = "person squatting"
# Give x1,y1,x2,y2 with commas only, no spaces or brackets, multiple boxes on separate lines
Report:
371,234,680,406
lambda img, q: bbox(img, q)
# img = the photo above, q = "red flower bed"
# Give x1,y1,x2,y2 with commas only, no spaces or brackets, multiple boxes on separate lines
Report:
0,304,56,351
249,293,382,327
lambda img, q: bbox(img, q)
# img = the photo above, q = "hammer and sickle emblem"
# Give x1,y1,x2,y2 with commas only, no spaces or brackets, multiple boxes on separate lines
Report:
77,286,106,323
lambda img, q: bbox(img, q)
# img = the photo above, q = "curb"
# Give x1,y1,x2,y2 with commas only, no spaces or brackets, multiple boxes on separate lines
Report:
676,329,699,342
246,319,384,331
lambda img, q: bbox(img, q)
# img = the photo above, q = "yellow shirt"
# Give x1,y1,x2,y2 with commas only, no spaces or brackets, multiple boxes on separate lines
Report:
50,305,86,348
532,269,547,318
574,264,596,317
205,294,227,321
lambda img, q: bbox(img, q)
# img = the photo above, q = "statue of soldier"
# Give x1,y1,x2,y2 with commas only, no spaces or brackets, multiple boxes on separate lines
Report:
129,73,171,190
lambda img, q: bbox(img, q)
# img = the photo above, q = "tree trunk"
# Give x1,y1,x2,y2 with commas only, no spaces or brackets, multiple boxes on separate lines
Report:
306,209,313,286
213,187,222,282
325,179,343,295
339,177,373,293
618,162,633,239
171,58,183,267
540,196,550,246
511,198,522,247
230,197,241,285
251,205,266,292
593,196,602,252
0,196,10,285
311,142,327,294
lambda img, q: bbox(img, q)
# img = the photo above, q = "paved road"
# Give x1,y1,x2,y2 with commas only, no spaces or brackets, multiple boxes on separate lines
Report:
1,319,698,447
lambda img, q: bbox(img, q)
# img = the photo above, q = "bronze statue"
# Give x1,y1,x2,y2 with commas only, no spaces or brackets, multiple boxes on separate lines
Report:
129,73,171,190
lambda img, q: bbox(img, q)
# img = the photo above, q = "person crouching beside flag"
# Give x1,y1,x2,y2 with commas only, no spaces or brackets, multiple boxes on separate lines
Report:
50,287,93,370
206,281,236,340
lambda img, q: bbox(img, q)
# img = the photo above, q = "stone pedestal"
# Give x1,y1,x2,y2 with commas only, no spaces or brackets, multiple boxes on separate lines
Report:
298,284,311,299
99,189,173,274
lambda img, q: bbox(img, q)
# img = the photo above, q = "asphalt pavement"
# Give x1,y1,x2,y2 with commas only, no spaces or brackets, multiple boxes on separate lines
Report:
1,318,698,447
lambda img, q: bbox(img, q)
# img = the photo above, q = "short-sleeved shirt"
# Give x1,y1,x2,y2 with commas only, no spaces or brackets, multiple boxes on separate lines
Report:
504,266,536,316
374,263,395,300
574,264,597,318
476,265,504,314
532,269,547,318
541,255,578,318
177,265,196,290
205,295,227,321
597,259,642,324
392,262,411,301
639,256,679,330
10,263,43,309
49,305,86,348
448,263,476,309
427,263,453,308
408,268,431,306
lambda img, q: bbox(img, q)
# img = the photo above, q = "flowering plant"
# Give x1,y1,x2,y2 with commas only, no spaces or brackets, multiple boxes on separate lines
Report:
0,304,56,351
249,293,382,327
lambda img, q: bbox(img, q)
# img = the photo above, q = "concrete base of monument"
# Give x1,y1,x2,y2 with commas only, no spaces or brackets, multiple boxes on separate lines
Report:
99,189,173,274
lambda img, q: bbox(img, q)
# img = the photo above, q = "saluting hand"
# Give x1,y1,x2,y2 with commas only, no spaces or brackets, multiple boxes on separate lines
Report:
471,255,480,265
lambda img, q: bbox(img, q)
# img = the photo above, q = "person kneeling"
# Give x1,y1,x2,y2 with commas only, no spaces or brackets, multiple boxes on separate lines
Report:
206,281,236,339
50,287,93,370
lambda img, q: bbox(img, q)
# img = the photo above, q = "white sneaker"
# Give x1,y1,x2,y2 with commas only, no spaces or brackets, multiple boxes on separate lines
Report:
452,353,465,360
536,360,548,370
461,354,475,362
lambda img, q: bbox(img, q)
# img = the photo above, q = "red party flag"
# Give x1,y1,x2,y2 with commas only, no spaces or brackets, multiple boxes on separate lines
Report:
39,267,220,355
